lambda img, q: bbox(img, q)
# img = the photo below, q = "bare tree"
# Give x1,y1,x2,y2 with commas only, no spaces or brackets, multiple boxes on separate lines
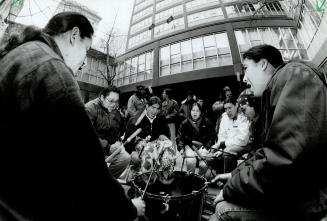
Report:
96,10,127,85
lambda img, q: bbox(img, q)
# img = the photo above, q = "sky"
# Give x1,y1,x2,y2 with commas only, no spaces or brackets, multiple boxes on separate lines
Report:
15,0,135,53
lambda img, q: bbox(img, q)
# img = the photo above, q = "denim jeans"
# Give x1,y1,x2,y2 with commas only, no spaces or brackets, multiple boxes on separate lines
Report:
209,201,304,221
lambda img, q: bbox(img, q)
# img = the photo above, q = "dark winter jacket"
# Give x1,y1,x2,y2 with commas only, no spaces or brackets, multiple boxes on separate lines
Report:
124,110,169,153
0,33,136,221
159,99,179,123
85,98,125,154
176,117,215,151
178,99,195,121
223,61,327,220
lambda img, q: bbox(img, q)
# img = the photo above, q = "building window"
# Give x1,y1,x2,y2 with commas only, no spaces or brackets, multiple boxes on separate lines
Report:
181,40,193,72
156,0,183,11
130,16,153,35
113,51,154,86
225,1,287,18
133,6,154,23
154,17,185,37
186,0,220,12
159,32,232,76
155,5,183,23
188,8,224,27
128,30,152,49
235,27,309,61
134,0,154,13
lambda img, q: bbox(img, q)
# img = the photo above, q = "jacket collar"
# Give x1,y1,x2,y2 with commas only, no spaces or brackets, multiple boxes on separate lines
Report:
38,33,65,60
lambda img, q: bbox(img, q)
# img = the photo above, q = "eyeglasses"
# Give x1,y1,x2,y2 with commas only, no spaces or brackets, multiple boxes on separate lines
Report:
106,98,119,104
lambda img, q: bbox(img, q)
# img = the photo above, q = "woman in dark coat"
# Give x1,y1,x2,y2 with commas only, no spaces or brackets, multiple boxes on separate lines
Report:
177,103,216,175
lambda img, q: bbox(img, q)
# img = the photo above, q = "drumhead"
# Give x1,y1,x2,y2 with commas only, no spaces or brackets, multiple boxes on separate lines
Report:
132,171,207,200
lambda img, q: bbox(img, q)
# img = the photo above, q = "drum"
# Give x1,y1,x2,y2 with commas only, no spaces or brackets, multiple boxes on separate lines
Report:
131,171,207,221
136,139,176,173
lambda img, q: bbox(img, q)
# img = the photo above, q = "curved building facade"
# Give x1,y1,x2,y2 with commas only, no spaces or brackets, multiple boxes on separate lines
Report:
115,0,319,103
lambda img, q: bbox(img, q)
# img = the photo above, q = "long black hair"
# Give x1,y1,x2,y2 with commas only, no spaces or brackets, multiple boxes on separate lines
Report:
0,12,94,58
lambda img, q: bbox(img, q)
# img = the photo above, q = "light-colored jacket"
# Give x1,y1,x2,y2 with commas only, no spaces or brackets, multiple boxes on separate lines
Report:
217,112,250,150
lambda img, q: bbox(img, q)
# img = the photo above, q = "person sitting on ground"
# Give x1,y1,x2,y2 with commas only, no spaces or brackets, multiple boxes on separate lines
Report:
238,93,262,159
210,44,327,221
176,103,216,176
124,96,171,174
209,96,250,174
85,86,130,179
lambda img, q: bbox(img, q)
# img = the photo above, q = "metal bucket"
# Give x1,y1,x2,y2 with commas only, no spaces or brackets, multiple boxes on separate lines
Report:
131,171,207,221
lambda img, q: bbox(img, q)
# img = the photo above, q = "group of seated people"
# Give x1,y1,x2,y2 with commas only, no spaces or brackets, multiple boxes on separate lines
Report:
85,84,260,182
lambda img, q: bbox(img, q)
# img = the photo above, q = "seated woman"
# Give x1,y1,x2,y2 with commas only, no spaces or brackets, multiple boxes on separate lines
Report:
124,96,174,175
176,103,216,176
238,93,262,158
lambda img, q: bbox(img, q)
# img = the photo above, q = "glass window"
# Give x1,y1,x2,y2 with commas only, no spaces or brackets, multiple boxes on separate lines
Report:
171,63,181,74
156,0,183,11
248,29,262,46
135,0,153,13
160,46,170,66
133,6,153,23
160,65,170,76
225,5,238,18
170,43,181,64
186,0,219,12
188,8,224,27
145,51,153,80
160,46,170,76
159,32,232,77
235,27,309,61
204,35,218,67
125,59,131,77
181,40,192,61
154,17,185,37
138,54,146,73
203,35,217,56
192,37,204,59
216,33,232,65
131,57,138,76
128,30,151,49
131,16,153,34
130,74,137,83
181,40,193,71
155,5,183,23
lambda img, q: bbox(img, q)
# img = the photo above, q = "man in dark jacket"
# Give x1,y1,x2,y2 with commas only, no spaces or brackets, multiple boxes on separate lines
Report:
126,85,147,119
178,90,196,122
124,96,170,165
85,86,130,178
0,12,144,221
210,44,327,221
160,88,179,142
